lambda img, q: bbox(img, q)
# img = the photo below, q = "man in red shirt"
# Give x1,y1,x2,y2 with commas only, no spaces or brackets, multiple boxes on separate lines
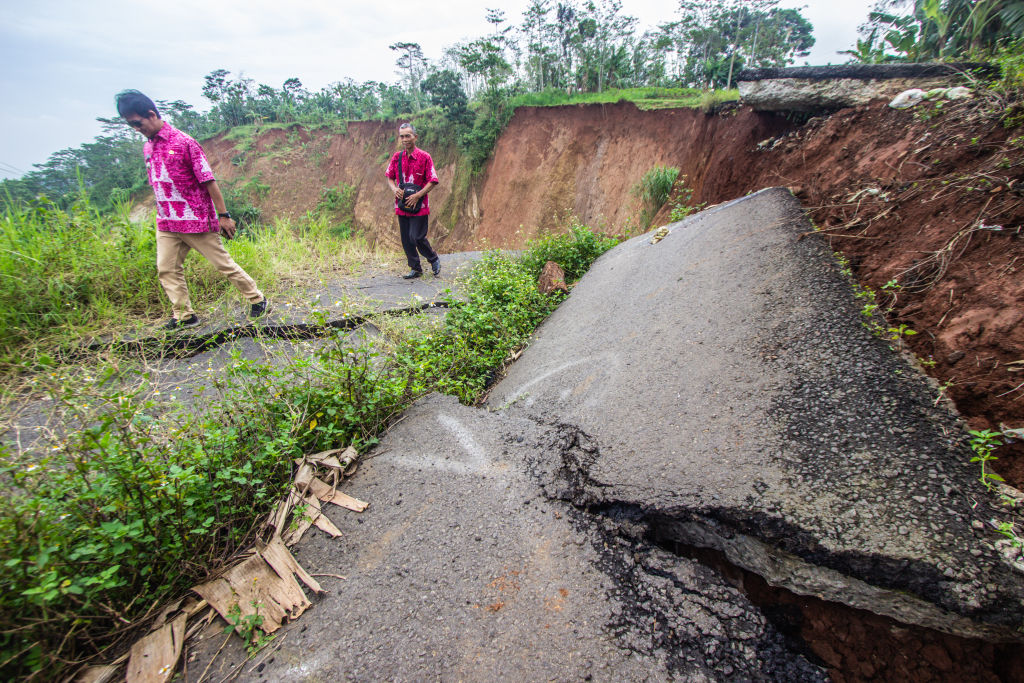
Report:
385,123,441,279
116,90,268,330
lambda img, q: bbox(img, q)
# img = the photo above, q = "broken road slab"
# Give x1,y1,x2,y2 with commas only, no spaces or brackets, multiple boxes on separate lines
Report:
488,187,1024,641
190,394,822,681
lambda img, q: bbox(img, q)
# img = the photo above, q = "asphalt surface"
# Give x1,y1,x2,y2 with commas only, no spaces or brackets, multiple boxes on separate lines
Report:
488,188,1024,641
117,189,1024,680
189,395,823,682
1,253,480,454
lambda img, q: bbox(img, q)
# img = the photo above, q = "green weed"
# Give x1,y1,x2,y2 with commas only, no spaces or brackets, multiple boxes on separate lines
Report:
314,183,357,239
969,428,1005,490
667,175,706,223
519,221,619,282
632,165,679,229
224,601,274,656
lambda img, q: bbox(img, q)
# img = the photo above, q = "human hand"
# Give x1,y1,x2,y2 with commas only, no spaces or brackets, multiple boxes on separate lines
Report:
394,187,404,200
219,215,237,239
404,192,421,209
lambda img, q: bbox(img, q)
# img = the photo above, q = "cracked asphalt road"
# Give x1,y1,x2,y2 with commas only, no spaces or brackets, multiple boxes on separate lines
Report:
188,188,1022,681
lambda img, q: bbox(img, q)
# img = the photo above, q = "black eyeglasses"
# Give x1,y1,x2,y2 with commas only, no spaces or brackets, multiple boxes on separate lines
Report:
126,120,145,129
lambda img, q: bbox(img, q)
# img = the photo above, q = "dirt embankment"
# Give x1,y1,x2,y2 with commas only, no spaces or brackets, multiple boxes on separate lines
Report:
194,100,1023,486
713,101,1024,486
198,104,793,251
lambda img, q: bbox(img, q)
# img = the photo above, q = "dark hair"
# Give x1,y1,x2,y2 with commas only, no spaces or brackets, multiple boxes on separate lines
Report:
116,90,160,118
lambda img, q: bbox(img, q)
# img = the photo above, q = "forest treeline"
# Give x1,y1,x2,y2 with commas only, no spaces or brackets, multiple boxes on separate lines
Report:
3,0,1023,212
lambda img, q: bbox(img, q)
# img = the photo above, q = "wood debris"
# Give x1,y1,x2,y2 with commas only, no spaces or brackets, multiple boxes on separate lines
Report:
126,613,186,683
89,444,368,682
75,664,121,683
193,546,315,633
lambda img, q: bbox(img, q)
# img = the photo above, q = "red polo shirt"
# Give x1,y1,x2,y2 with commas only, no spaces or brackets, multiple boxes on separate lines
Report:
385,148,439,217
143,123,218,233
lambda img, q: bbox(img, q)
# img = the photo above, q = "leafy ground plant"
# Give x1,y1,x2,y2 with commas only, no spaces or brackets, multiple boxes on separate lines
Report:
969,428,1005,490
224,601,274,656
667,174,706,222
520,220,619,282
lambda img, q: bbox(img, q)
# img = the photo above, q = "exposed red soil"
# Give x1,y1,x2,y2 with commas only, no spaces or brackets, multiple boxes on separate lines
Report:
687,545,1024,683
457,104,790,246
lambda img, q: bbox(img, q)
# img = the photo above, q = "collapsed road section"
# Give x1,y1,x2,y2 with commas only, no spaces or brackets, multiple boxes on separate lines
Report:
190,188,1023,681
489,189,1024,639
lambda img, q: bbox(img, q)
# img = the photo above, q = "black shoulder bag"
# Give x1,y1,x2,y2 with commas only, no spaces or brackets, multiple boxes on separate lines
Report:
397,152,423,214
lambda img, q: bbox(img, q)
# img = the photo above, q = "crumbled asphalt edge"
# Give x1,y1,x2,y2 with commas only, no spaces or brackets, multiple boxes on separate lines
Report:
71,300,451,362
751,230,1024,630
736,62,996,81
509,423,827,681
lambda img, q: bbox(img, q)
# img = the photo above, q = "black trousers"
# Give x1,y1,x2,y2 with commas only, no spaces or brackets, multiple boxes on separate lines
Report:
398,214,439,272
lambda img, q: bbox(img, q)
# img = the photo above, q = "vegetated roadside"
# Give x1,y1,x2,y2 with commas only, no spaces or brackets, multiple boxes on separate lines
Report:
0,192,386,382
0,223,615,680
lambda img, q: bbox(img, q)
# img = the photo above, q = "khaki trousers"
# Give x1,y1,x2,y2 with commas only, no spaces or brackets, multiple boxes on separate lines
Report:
156,230,263,319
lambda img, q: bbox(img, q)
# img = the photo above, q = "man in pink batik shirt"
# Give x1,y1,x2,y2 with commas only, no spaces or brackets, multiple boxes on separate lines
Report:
385,123,441,279
116,90,268,330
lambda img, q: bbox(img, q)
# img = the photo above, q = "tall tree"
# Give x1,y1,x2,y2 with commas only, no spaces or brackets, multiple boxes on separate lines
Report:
421,69,473,126
389,42,428,110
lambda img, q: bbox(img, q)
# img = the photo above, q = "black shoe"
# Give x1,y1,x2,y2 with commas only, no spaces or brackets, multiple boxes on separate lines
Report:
163,314,200,331
431,260,441,276
249,298,269,318
402,270,422,280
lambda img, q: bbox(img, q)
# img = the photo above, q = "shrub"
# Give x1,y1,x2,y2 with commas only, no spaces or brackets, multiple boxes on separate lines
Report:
0,197,163,369
988,40,1024,127
415,251,559,402
519,221,619,282
0,194,372,377
0,341,413,679
667,175,706,223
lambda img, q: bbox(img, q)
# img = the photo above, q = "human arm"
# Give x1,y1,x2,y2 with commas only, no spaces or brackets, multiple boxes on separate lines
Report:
201,179,237,239
387,176,404,201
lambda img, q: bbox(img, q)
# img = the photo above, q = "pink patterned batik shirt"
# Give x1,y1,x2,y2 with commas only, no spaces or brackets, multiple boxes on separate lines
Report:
385,148,439,217
143,123,218,233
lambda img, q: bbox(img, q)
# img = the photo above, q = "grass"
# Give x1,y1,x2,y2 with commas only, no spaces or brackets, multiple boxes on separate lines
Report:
509,87,739,111
0,194,378,380
0,207,617,679
632,166,680,229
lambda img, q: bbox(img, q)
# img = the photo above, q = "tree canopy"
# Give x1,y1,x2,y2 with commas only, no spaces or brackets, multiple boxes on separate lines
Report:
1,0,829,206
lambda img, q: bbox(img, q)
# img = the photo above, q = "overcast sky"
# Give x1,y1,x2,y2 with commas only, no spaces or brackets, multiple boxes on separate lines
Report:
0,0,877,180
